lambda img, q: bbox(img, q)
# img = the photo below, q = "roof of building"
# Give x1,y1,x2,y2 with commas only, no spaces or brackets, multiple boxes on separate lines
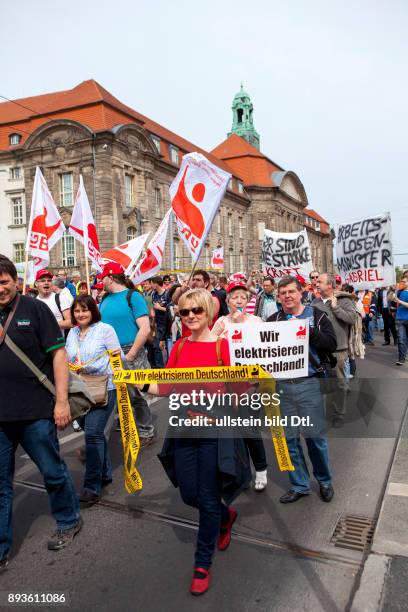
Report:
0,79,242,187
304,208,330,234
211,133,284,187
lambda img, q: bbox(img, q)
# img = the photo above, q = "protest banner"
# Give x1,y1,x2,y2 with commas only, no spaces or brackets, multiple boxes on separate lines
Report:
227,319,309,378
130,209,171,283
211,246,224,269
102,233,149,275
261,228,313,279
69,176,103,288
335,213,395,289
170,152,231,263
23,167,65,290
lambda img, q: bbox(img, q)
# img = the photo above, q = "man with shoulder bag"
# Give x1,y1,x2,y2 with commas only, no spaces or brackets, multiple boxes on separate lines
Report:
0,257,82,571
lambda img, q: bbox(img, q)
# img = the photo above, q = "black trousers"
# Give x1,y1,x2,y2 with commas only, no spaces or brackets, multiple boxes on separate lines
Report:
383,308,397,342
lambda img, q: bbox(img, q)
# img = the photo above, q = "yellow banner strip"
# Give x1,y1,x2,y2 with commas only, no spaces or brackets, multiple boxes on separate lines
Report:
113,363,294,473
109,352,143,493
113,364,271,385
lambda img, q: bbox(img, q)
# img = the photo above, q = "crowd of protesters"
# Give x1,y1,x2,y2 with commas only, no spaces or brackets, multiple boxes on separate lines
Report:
1,252,408,595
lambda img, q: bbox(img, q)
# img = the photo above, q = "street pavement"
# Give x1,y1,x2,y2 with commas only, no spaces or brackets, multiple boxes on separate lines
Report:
2,332,407,612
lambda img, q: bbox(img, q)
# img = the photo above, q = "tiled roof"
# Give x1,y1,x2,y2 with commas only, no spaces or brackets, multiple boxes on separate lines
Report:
304,208,330,234
0,80,239,186
211,134,284,187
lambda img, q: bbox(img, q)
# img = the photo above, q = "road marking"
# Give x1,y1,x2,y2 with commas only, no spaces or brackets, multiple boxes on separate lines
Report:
20,430,82,459
388,482,408,497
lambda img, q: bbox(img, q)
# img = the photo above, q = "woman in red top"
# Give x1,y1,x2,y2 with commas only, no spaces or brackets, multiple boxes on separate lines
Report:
134,288,248,596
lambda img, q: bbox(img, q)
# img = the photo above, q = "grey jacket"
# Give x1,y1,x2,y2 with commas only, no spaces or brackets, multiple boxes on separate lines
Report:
312,292,357,351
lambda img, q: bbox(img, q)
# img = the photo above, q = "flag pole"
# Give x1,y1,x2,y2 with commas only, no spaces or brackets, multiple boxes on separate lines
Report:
22,249,30,294
84,247,90,294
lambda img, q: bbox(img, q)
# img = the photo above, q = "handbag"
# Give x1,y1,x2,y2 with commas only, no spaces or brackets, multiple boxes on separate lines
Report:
0,296,95,420
78,372,108,406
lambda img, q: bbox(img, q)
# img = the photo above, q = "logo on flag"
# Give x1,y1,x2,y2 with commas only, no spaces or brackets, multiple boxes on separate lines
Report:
25,167,65,271
211,247,224,269
69,176,103,271
102,234,149,276
170,153,231,263
131,210,171,284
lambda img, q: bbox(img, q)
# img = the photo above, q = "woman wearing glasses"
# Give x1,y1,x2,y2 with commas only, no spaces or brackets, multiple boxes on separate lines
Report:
134,288,250,596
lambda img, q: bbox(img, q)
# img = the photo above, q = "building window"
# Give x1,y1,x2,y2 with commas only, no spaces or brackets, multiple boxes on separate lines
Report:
13,243,25,263
204,245,210,267
174,239,180,267
62,232,76,267
216,212,221,233
238,217,244,239
59,172,74,207
237,181,244,194
228,178,233,190
155,188,161,217
258,221,265,241
239,252,244,273
229,249,234,272
127,226,137,241
124,174,134,208
228,213,233,236
151,135,161,153
169,145,179,165
10,167,22,180
9,133,21,146
11,197,24,225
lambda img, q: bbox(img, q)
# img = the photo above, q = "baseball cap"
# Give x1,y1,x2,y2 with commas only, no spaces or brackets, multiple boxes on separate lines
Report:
226,280,247,294
335,275,342,284
97,262,125,279
35,269,53,281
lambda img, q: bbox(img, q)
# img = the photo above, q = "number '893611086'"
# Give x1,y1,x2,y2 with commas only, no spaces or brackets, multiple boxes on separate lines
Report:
7,593,66,604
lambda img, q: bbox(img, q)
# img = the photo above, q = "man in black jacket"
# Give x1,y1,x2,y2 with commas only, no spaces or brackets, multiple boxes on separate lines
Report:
268,275,337,504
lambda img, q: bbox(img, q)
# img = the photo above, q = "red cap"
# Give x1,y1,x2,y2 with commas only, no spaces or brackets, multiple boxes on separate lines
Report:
94,282,104,290
335,275,342,284
35,269,53,281
97,262,125,279
226,280,247,294
296,274,306,287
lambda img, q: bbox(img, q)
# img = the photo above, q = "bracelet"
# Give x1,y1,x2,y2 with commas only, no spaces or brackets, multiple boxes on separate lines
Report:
142,383,150,393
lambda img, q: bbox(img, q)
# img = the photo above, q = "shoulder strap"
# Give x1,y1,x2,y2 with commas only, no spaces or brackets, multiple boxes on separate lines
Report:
216,336,223,366
0,293,20,345
175,337,187,364
2,333,56,395
55,292,63,315
126,288,136,313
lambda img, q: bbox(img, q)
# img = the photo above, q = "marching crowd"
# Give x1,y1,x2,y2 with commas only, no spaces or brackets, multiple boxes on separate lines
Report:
1,253,408,595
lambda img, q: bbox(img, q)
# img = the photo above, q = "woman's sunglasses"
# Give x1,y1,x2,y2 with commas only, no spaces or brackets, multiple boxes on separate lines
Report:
179,306,205,317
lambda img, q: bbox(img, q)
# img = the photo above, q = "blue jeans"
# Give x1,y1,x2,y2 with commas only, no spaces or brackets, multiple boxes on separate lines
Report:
78,390,116,495
174,438,230,569
278,378,332,494
0,419,80,560
396,320,408,362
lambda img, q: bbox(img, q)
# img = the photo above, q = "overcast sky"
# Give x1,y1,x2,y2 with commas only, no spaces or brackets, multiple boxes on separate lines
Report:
2,0,407,266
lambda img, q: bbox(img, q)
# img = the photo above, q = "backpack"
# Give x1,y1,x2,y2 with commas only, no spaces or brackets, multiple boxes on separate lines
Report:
54,293,69,339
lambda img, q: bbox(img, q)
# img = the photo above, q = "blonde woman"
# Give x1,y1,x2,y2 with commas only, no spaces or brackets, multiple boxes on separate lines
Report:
134,288,250,596
213,281,268,491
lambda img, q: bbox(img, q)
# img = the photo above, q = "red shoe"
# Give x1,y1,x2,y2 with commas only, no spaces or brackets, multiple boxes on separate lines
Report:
217,508,237,551
190,567,211,596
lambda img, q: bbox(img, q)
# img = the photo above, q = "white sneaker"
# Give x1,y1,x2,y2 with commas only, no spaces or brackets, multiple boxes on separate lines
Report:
254,470,268,491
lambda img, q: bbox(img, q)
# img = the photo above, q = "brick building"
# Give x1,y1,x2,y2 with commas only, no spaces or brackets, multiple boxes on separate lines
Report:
0,80,333,275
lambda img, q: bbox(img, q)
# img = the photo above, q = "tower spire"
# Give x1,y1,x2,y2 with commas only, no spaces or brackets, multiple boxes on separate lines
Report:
228,85,260,150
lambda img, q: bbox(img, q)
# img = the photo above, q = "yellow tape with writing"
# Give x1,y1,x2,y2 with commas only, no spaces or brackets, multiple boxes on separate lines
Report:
113,363,294,472
113,364,271,385
109,352,143,493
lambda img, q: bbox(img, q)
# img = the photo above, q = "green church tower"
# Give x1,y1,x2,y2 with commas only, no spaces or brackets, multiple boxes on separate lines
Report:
228,84,260,150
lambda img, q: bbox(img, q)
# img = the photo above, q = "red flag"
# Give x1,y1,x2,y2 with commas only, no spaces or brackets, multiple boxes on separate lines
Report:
69,175,102,271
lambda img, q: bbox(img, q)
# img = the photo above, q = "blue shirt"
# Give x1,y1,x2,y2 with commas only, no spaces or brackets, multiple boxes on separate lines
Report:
396,290,408,321
99,289,149,346
66,281,77,298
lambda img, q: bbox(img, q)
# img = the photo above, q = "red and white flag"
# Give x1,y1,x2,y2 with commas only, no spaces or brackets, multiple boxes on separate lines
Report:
211,246,224,269
102,233,149,275
69,175,103,271
25,167,65,271
169,153,231,263
131,209,171,284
